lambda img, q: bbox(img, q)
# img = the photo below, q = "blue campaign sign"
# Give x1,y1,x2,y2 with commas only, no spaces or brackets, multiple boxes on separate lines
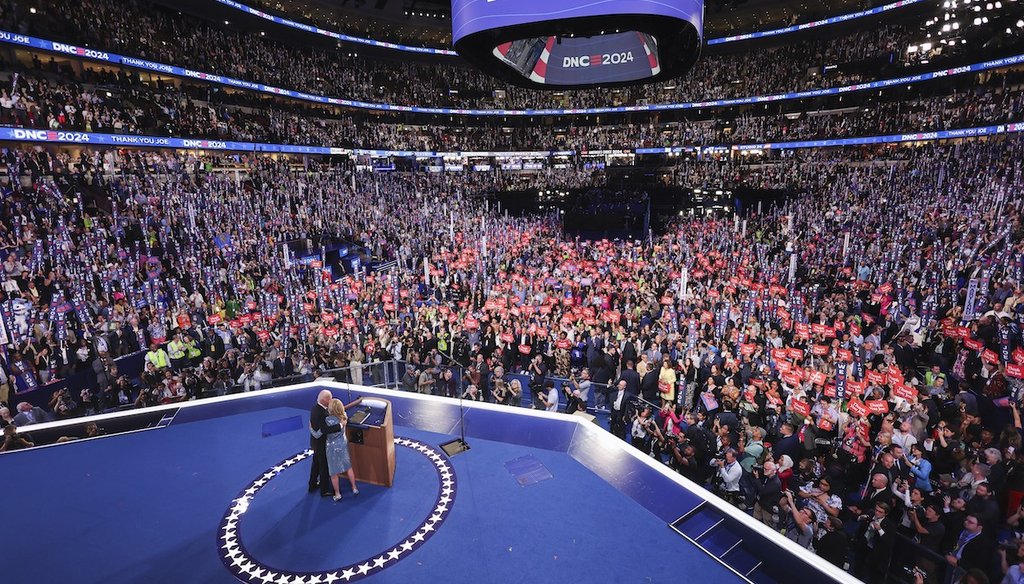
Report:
0,29,1022,117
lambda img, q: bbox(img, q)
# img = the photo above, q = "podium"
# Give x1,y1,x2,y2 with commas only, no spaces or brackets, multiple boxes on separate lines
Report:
346,398,396,487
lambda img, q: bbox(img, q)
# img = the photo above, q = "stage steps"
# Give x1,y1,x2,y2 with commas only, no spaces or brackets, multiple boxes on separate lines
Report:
669,502,777,584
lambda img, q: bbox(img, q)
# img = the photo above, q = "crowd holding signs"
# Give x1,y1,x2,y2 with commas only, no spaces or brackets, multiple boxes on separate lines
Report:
0,135,1021,581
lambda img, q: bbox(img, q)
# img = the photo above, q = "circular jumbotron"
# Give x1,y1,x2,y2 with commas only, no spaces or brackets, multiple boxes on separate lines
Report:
451,0,703,90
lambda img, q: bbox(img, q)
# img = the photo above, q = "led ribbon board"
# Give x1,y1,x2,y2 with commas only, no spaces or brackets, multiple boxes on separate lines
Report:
451,0,703,89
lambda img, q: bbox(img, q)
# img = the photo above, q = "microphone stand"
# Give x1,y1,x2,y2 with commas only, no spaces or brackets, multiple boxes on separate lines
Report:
437,349,471,456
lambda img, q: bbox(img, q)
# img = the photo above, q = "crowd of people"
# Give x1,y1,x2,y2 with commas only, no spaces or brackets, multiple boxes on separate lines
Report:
1,0,1024,581
3,58,1023,153
0,132,1023,582
0,0,939,110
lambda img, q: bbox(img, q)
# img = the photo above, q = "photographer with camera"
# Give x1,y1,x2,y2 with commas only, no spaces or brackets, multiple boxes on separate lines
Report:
711,448,744,507
630,405,657,451
751,460,784,529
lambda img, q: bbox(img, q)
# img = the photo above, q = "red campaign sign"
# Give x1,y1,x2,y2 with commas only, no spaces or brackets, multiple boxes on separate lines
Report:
207,314,222,325
776,361,793,374
439,305,451,315
239,314,253,325
707,289,720,298
850,323,861,337
786,348,804,361
539,305,553,315
823,326,836,338
660,295,674,305
246,301,259,310
848,399,869,418
256,329,270,341
229,319,243,329
500,333,515,344
964,338,984,351
811,344,829,356
464,318,479,330
824,384,836,398
791,399,811,417
887,370,904,386
892,384,918,401
777,307,791,320
833,320,846,332
982,349,1000,365
817,418,834,431
1007,364,1024,379
811,323,825,335
740,343,756,356
809,371,827,386
384,302,395,311
376,319,387,328
870,293,883,303
511,307,521,316
794,323,809,337
555,339,571,350
956,326,971,338
303,303,315,313
399,289,409,299
305,292,316,301
866,370,886,385
447,313,458,323
766,393,783,405
878,282,893,294
1013,348,1024,365
942,326,959,337
583,318,598,326
847,379,867,395
342,317,357,329
321,312,336,323
518,344,532,355
771,348,789,362
837,349,853,362
743,387,757,402
782,372,803,386
866,400,890,414
323,326,339,337
310,260,323,269
536,328,548,338
603,310,621,324
341,304,353,315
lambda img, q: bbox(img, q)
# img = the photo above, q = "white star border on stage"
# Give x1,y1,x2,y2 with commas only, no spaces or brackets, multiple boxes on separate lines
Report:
218,437,458,583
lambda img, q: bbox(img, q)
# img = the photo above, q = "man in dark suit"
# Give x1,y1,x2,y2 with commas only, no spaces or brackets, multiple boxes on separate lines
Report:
308,389,337,497
640,366,660,403
273,352,295,379
608,380,634,440
944,514,992,576
12,401,48,426
773,423,802,463
853,501,896,584
618,360,641,396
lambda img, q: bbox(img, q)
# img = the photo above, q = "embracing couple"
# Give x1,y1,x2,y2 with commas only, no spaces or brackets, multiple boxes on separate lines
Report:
309,389,362,501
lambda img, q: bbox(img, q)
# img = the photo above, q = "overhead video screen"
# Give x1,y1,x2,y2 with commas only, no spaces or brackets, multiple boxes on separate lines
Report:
492,32,660,86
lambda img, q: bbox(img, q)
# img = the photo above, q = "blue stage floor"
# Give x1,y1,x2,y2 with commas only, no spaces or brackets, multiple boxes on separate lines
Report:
4,403,746,584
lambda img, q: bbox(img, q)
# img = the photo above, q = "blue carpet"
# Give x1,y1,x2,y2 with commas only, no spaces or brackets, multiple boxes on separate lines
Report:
2,407,744,584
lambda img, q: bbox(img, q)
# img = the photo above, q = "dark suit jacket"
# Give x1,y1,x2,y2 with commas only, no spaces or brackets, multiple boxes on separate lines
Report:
309,402,329,448
773,434,802,463
618,369,641,395
12,406,48,426
273,357,294,379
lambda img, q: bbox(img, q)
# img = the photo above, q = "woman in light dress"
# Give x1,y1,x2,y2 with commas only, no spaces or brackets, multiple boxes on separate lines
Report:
325,398,361,501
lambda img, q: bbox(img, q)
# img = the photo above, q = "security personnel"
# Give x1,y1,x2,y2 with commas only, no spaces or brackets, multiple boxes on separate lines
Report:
145,342,170,370
166,333,188,371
